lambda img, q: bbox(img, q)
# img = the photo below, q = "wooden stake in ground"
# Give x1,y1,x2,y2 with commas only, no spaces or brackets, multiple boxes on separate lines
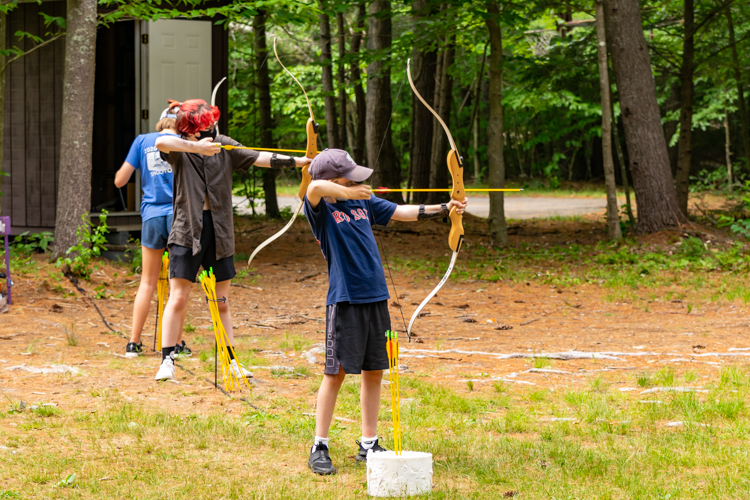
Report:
386,330,402,455
199,269,250,393
154,252,169,351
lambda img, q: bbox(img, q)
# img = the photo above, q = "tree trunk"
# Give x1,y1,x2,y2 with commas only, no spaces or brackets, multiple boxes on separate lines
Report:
350,2,367,165
336,12,347,151
366,0,402,202
318,2,339,149
595,0,622,240
674,0,694,216
486,2,507,246
0,12,5,215
408,0,437,204
610,84,635,225
427,41,454,204
726,7,750,165
254,11,279,219
53,0,97,258
725,108,733,192
567,144,579,182
604,0,685,233
584,137,593,180
462,43,488,176
473,114,480,181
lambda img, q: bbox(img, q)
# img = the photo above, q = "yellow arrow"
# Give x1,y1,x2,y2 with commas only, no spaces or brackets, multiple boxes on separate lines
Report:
372,188,522,192
217,144,322,154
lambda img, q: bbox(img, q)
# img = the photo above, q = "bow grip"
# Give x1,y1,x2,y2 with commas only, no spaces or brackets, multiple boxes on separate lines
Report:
448,207,464,252
298,118,319,200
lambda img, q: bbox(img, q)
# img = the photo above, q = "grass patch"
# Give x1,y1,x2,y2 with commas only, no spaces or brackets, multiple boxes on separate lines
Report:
2,374,750,498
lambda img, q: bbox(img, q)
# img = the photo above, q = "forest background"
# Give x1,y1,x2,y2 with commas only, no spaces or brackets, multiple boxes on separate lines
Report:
1,0,750,249
224,0,750,243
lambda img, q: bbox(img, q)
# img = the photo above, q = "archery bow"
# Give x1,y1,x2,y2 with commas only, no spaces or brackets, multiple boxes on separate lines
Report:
406,58,465,339
211,77,227,134
247,38,319,268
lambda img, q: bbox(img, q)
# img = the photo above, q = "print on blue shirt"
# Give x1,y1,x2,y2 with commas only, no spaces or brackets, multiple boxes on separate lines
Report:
304,195,397,306
124,132,178,222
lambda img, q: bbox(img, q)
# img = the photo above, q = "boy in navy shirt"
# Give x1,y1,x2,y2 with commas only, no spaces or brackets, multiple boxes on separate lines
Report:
303,149,467,475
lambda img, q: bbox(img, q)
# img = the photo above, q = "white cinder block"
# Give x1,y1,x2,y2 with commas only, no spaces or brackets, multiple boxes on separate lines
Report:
367,451,433,497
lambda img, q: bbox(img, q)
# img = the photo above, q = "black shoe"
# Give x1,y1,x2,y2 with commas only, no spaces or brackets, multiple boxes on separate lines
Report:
308,444,337,475
174,341,192,358
355,438,387,462
125,342,143,359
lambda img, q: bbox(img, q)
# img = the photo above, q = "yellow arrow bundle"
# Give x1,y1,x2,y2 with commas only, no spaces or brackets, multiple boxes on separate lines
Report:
386,330,402,455
199,268,251,393
155,251,169,351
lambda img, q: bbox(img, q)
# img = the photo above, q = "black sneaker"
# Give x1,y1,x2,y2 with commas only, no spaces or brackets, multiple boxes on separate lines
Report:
355,438,387,462
174,341,192,358
125,342,143,359
308,444,337,475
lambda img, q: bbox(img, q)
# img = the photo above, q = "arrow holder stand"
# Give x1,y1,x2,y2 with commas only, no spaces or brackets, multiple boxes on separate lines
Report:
154,252,170,351
199,269,251,393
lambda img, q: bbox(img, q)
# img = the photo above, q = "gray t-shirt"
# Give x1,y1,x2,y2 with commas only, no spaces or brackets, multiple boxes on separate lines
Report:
162,135,258,260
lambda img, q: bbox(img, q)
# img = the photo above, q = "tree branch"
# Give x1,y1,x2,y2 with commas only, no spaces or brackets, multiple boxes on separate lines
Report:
693,0,735,35
695,29,750,68
1,32,64,75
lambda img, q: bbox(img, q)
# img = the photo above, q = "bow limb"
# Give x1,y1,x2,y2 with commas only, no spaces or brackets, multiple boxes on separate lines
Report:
406,58,465,339
211,77,227,135
247,39,319,268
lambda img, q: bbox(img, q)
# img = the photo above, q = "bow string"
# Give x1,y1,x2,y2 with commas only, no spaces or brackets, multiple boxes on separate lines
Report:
405,58,465,339
247,38,320,268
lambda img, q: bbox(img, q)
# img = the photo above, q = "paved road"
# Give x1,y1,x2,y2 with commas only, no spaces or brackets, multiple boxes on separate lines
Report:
232,195,615,219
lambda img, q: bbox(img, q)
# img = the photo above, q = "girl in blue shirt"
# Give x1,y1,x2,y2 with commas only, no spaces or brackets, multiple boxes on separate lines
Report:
114,104,188,358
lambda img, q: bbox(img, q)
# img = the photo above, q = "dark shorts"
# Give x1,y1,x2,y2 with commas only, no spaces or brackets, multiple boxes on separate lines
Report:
168,211,236,283
325,300,391,375
142,214,173,250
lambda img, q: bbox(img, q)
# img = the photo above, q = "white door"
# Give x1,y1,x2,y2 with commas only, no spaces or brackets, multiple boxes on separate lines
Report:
147,20,212,132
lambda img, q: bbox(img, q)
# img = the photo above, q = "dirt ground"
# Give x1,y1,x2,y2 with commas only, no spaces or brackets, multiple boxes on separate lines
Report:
2,208,748,424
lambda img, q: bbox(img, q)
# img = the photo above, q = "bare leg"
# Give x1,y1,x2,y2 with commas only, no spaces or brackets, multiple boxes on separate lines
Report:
161,278,192,349
315,368,346,438
129,247,165,344
361,370,383,437
176,315,186,345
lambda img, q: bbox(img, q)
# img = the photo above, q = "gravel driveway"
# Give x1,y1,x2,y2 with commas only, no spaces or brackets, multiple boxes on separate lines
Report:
232,195,619,220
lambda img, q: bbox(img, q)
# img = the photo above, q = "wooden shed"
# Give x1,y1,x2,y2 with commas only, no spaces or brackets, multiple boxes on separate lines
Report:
2,1,229,235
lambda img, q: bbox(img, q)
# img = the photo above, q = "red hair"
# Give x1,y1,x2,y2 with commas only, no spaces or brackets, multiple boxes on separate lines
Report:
173,99,220,136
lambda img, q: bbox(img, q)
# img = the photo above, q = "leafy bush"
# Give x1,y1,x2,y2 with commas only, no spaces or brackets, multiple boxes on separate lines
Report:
718,190,750,239
55,211,110,278
126,238,143,273
12,231,54,253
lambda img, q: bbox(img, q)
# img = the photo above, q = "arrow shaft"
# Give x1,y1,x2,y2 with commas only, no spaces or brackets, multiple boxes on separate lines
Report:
372,188,521,192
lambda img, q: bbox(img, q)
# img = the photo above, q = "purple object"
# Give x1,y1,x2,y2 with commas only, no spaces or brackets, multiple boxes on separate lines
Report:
0,216,10,305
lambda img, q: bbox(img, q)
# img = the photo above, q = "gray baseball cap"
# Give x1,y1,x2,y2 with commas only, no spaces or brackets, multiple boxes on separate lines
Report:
309,149,373,182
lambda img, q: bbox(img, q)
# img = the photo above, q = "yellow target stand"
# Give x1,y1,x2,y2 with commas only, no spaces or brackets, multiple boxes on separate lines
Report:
386,330,402,455
154,251,169,351
199,268,251,393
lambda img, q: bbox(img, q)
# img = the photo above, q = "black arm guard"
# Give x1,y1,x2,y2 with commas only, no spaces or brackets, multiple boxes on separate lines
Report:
417,203,450,221
270,153,296,169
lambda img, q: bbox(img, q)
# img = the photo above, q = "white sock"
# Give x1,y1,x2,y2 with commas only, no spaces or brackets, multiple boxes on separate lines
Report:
360,436,377,450
312,436,329,451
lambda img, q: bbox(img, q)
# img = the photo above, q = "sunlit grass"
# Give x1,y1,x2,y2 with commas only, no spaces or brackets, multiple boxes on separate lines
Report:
3,371,750,499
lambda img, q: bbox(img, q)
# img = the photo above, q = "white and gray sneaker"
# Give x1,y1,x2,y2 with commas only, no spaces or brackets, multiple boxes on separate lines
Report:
155,357,175,381
230,359,253,379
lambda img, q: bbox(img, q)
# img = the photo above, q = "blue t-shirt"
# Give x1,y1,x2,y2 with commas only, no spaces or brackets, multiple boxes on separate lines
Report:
304,195,397,306
124,132,178,222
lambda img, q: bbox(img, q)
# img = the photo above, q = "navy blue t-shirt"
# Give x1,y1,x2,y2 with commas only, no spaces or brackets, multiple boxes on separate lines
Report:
304,195,397,306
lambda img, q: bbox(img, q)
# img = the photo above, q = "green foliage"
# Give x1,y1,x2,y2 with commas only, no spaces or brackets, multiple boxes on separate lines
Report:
11,232,54,254
718,188,750,239
126,238,143,273
55,211,110,279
